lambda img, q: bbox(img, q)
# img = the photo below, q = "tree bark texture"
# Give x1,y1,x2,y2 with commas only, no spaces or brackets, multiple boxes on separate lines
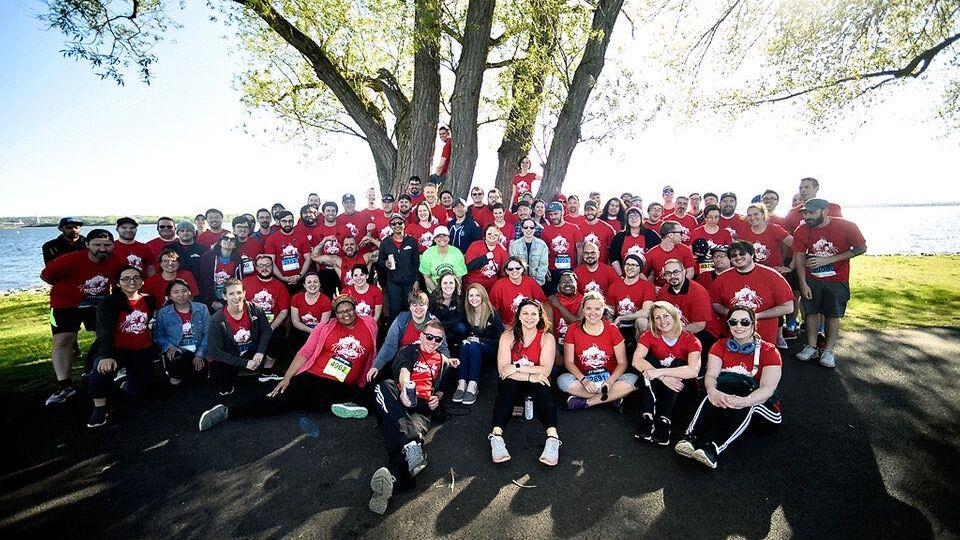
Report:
537,0,623,200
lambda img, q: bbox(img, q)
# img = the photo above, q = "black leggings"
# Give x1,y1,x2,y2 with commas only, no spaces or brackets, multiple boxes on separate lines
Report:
491,378,557,431
372,380,432,489
685,397,782,453
638,377,683,420
230,373,355,417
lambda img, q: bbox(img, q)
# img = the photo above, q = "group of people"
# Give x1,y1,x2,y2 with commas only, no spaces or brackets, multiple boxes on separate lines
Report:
39,168,866,513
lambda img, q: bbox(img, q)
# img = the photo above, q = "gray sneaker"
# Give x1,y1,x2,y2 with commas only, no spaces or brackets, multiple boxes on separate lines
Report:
369,467,395,515
45,386,77,406
539,437,561,466
403,441,427,476
452,387,466,403
819,350,837,368
488,434,511,463
198,404,229,431
795,345,819,362
461,390,477,405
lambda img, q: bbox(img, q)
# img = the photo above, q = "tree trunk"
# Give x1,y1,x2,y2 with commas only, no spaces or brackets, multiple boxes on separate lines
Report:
447,0,496,198
537,0,624,200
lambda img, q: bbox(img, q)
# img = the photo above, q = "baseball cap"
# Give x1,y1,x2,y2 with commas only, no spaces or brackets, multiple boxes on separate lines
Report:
434,226,450,237
398,194,412,202
176,220,196,232
59,217,83,227
455,198,468,207
626,207,642,217
116,217,138,227
803,198,830,211
720,192,738,201
547,202,564,213
584,201,598,210
389,213,405,222
662,185,674,194
624,253,645,267
382,194,396,203
342,193,356,202
86,229,114,242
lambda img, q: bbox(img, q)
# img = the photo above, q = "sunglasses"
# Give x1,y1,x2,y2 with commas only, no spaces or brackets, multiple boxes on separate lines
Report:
158,225,174,229
727,318,752,327
390,221,404,226
423,334,444,343
521,225,536,230
506,266,522,271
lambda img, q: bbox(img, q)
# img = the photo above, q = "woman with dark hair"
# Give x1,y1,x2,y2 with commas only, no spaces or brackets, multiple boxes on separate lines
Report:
601,198,626,231
289,272,333,352
455,283,504,405
154,278,210,386
509,156,541,207
406,202,439,252
609,207,661,275
675,305,783,469
196,233,243,309
429,271,466,345
86,266,156,428
532,199,547,226
488,298,559,465
463,224,509,292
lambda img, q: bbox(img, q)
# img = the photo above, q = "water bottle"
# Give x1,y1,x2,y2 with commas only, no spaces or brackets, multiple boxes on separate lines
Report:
524,396,534,420
404,380,417,407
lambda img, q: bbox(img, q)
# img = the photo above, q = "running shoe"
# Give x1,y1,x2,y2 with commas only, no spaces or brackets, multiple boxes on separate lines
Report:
795,345,819,362
776,335,789,349
566,396,589,411
539,437,561,467
87,407,109,428
461,390,477,406
258,371,283,383
652,417,672,446
113,367,127,385
452,387,466,403
218,386,235,396
693,442,719,469
635,414,655,441
45,386,77,406
199,404,230,431
331,402,369,419
403,441,427,477
674,437,698,459
488,434,511,463
819,351,837,368
369,467,395,515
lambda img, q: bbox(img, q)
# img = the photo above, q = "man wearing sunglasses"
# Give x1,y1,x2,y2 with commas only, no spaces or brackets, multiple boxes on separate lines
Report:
376,213,420,321
645,221,696,288
710,241,794,345
146,217,178,259
43,216,88,264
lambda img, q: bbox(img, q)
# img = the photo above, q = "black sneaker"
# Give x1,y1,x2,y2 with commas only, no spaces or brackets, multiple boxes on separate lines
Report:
674,436,698,459
693,441,719,469
218,386,235,396
87,407,110,428
652,416,672,446
45,386,77,406
635,414,655,441
403,441,427,477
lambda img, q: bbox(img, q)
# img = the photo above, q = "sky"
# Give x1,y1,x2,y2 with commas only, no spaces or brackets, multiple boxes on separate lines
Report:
1,0,958,218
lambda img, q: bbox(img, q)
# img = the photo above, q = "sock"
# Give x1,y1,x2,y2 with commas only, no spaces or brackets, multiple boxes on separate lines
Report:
58,378,73,389
466,380,478,393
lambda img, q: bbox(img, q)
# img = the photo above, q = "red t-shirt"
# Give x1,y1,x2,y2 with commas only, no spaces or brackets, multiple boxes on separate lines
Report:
565,320,624,374
264,231,311,277
579,220,617,263
511,173,537,205
690,226,734,254
645,243,697,287
429,204,451,225
541,222,583,271
223,307,254,356
661,214,698,245
146,237,178,259
293,222,322,248
565,214,586,228
401,319,423,347
112,241,156,274
338,254,367,287
657,280,721,337
338,212,369,240
242,276,290,322
313,222,349,255
616,232,649,263
210,258,239,301
41,251,123,309
607,278,656,320
573,262,619,295
695,269,723,292
464,240,509,291
305,321,374,386
637,330,702,368
470,205,494,230
511,330,545,366
343,284,383,318
372,211,394,241
738,224,790,265
408,348,444,399
113,296,153,351
489,276,548,325
549,293,583,345
290,292,333,329
791,217,865,283
237,237,265,275
406,221,437,252
602,216,623,231
709,339,781,381
784,202,843,232
197,229,227,249
142,271,199,303
493,218,515,248
439,139,452,176
718,215,746,240
709,265,794,343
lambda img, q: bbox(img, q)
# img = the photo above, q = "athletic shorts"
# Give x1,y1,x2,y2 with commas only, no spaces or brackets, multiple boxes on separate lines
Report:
50,307,97,335
557,372,638,393
802,279,850,318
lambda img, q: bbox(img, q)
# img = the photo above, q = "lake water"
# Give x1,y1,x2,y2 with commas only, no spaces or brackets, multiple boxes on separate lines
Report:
1,205,958,292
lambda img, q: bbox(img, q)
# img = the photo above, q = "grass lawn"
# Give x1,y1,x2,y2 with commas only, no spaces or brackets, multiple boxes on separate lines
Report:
1,255,957,391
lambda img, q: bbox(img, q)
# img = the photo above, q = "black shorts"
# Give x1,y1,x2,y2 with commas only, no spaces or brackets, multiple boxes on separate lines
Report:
50,307,97,335
802,279,850,318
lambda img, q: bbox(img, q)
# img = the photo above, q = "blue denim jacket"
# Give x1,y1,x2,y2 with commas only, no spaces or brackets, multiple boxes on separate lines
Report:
154,302,210,357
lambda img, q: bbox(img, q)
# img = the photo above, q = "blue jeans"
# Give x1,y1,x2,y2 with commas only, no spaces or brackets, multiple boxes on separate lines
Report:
459,341,495,383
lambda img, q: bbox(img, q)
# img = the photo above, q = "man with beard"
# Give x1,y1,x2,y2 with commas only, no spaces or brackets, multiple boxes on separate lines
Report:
333,236,370,289
695,246,731,290
578,201,616,264
467,186,493,230
784,177,844,232
645,202,665,232
197,208,230,248
607,253,656,352
242,254,291,382
792,198,865,368
665,196,697,245
406,176,424,206
340,193,371,241
294,204,321,246
311,202,350,297
396,195,413,220
541,202,584,295
252,208,276,242
710,240,794,346
573,242,619,295
172,221,206,277
112,217,156,276
147,217,179,259
43,217,87,264
656,258,722,353
718,192,745,239
548,271,583,347
564,195,585,227
232,217,264,277
448,197,482,253
644,221,696,287
40,229,121,405
263,211,312,292
377,213,421,320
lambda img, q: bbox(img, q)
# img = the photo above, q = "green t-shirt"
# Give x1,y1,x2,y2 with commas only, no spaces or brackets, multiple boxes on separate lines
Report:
418,246,467,281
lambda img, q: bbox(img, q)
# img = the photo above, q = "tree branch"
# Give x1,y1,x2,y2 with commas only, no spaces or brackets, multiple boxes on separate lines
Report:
485,57,514,69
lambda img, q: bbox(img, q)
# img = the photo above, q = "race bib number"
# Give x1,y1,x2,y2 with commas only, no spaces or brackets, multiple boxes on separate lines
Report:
555,254,571,270
322,356,352,382
585,368,610,386
811,263,836,278
241,257,254,275
699,261,714,272
281,254,300,272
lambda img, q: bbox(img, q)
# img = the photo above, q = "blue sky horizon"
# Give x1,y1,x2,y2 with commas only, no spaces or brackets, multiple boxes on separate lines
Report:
2,1,958,217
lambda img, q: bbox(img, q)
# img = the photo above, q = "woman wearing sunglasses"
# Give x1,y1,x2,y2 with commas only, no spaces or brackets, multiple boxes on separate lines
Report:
675,305,782,469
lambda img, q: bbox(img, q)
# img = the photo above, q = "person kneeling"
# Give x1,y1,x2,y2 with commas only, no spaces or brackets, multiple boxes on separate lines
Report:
198,294,378,431
488,299,560,466
675,305,782,469
368,321,459,515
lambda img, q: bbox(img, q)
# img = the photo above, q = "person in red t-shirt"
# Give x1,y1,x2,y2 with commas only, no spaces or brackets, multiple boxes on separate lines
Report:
607,253,656,351
656,258,723,353
690,205,735,273
675,305,782,469
573,242,619,295
289,272,333,351
199,294,379,433
664,196,698,245
143,248,200,305
293,204,321,247
332,236,370,289
710,241,794,345
490,204,515,249
264,211,312,289
232,217,264,277
564,195,585,227
339,193,371,241
792,198,866,368
85,266,155,427
467,187,493,230
717,193,746,240
243,255,292,379
761,189,788,229
406,202,440,252
509,156,540,207
433,126,452,180
645,221,696,287
632,301,702,445
343,264,383,322
197,208,229,248
464,225,509,291
559,291,637,410
579,201,617,264
695,246,731,292
489,257,548,325
146,217,179,259
547,271,583,347
541,202,584,293
783,177,844,232
112,217,156,276
740,204,793,271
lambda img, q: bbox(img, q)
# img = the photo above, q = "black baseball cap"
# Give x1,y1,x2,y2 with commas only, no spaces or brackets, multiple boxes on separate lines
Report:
382,194,396,203
58,217,83,227
116,217,138,227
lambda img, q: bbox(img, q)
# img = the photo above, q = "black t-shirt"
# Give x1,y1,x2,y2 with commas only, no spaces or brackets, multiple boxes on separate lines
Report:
42,234,88,265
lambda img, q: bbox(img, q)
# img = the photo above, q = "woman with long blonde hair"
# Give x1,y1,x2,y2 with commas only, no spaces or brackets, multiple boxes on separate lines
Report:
454,284,504,405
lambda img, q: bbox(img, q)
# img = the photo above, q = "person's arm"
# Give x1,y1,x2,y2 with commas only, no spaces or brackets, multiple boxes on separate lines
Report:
392,345,416,381
39,252,69,284
684,320,707,333
607,340,628,385
270,309,288,330
756,300,794,320
206,318,248,367
194,307,210,358
533,240,549,283
563,342,588,390
290,306,312,333
152,308,176,352
631,342,654,372
646,351,701,381
372,316,404,371
252,306,274,355
730,365,782,408
423,273,437,292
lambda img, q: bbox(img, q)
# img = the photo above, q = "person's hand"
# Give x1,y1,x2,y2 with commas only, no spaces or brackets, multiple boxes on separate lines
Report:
530,372,551,386
806,255,833,269
581,378,599,394
428,394,440,410
366,367,379,383
707,388,734,408
246,353,264,371
268,377,291,397
660,375,684,392
643,369,659,380
165,346,179,360
613,315,624,327
725,395,750,409
776,265,791,274
446,357,460,368
97,358,117,374
193,356,206,372
400,389,413,408
801,283,813,300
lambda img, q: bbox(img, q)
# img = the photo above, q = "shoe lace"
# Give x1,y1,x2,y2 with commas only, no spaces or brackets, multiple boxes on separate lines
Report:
405,442,423,463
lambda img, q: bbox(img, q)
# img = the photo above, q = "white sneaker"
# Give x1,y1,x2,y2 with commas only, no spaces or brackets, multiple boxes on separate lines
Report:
819,351,836,368
795,345,819,362
369,467,395,515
